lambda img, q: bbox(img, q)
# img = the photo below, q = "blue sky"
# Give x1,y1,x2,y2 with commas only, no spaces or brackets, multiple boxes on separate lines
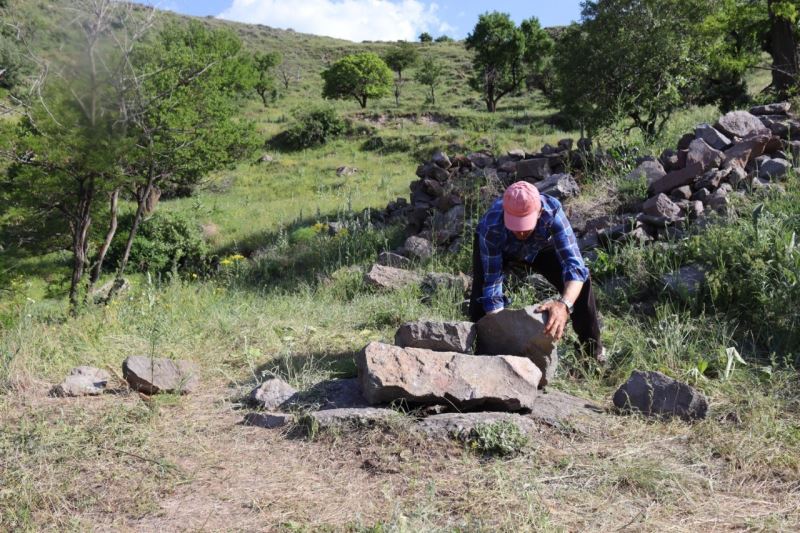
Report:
136,1,584,42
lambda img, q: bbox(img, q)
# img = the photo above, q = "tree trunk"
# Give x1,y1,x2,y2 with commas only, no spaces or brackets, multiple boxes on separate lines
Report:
116,174,155,280
430,86,436,105
768,1,799,99
395,84,400,106
68,178,95,313
88,186,120,294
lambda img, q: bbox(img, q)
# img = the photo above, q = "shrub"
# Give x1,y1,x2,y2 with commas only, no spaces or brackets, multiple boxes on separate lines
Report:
283,106,347,149
107,211,209,275
463,420,529,457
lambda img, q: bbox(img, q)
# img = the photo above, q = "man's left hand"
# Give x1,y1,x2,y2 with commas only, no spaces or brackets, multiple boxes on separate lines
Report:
535,300,569,341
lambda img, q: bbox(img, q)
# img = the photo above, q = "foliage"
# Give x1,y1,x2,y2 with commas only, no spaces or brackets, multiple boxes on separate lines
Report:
106,211,209,275
414,55,445,105
434,35,454,43
321,52,393,108
551,0,716,139
464,420,529,456
284,105,348,149
383,42,418,105
418,32,433,43
253,51,281,106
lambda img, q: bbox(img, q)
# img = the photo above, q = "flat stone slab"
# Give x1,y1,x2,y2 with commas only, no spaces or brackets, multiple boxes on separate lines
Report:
283,378,370,410
309,407,401,428
475,306,558,386
122,356,199,395
364,264,422,290
242,412,293,429
527,389,604,426
613,370,708,421
50,366,112,397
395,320,477,353
357,342,541,411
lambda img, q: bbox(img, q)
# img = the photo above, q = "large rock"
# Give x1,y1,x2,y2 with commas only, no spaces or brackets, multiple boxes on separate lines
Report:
404,235,434,260
623,161,666,185
759,158,791,179
686,138,724,170
613,370,708,421
750,102,791,116
475,306,558,386
395,321,477,353
534,173,580,200
722,134,770,170
50,366,112,397
516,158,551,180
648,162,703,196
357,342,541,411
122,356,199,395
364,264,422,290
695,123,731,150
715,111,771,139
642,193,681,221
249,378,297,410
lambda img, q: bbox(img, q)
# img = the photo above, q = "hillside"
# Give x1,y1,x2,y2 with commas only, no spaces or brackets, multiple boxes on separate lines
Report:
1,1,799,531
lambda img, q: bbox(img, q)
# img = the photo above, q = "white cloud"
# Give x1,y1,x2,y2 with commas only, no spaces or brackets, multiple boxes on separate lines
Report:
217,0,451,42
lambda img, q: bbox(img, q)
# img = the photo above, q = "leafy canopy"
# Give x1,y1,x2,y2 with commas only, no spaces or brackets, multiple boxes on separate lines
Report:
321,52,393,108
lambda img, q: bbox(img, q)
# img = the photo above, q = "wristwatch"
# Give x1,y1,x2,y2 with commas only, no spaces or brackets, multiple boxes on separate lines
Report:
557,296,574,314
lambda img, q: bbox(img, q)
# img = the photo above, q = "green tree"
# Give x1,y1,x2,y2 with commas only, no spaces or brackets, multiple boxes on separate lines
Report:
253,51,281,106
419,32,433,43
465,12,526,112
434,35,453,42
552,0,715,139
321,52,393,108
383,42,418,105
415,55,445,105
519,17,554,96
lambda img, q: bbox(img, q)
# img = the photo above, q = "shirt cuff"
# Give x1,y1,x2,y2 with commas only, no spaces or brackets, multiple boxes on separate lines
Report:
482,297,505,314
562,267,590,283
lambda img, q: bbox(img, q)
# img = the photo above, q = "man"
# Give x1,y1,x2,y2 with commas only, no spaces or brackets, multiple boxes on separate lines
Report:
469,181,605,362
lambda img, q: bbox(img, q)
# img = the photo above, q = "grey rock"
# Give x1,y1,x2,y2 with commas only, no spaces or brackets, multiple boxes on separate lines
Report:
687,138,724,170
418,412,537,439
429,205,465,241
242,412,293,429
535,173,580,200
403,235,434,260
257,153,274,163
677,132,696,151
662,265,705,297
286,378,370,411
687,201,704,219
310,407,400,428
691,188,710,203
417,162,449,181
475,306,558,386
660,149,681,172
51,366,112,397
377,251,411,268
722,134,770,170
91,277,130,304
715,111,771,139
670,185,692,201
694,169,725,191
649,162,703,196
507,148,526,160
336,166,358,177
750,102,791,116
432,151,452,169
695,123,731,150
395,320,477,353
613,370,708,421
759,158,791,179
357,342,541,411
422,272,472,295
249,378,297,410
467,152,494,169
642,194,681,221
558,138,574,151
708,194,730,214
623,161,666,185
516,158,551,180
727,165,748,189
122,356,199,395
364,264,422,290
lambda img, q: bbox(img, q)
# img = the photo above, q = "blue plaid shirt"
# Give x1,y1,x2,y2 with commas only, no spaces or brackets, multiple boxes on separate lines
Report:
476,194,589,313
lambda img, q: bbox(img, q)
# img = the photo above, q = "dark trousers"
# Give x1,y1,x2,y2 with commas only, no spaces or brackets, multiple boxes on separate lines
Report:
468,233,603,358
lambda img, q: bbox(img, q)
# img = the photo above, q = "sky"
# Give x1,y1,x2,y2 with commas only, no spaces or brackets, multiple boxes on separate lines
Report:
134,1,584,43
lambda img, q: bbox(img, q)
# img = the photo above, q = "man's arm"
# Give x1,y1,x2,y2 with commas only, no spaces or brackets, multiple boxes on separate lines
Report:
478,226,506,314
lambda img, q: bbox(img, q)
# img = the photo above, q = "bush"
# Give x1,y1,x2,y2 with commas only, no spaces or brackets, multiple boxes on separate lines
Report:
107,211,209,275
283,106,347,149
463,420,529,457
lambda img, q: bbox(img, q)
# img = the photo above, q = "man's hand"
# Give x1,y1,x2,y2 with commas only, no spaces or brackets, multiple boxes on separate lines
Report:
535,300,569,341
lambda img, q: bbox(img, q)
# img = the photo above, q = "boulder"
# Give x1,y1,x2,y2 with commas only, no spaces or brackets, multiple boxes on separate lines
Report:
677,132,696,151
50,366,112,397
613,370,708,421
404,235,434,260
759,158,791,179
642,194,681,221
623,161,666,185
249,378,297,410
694,169,725,191
715,111,770,139
516,158,551,180
431,151,452,169
395,320,477,353
122,356,199,395
723,134,770,170
648,162,703,196
750,102,791,116
364,264,422,290
695,123,731,150
417,162,449,181
357,342,541,411
377,251,411,268
534,173,580,200
686,138,724,170
467,152,494,168
475,306,558,386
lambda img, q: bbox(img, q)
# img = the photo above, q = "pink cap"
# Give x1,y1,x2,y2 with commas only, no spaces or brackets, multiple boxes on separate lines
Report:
503,181,541,231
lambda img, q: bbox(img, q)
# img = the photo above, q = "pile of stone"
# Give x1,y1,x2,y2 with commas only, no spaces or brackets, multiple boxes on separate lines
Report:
243,306,604,438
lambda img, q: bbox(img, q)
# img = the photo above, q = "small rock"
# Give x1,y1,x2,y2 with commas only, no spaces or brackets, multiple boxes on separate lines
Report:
377,251,411,268
249,378,297,410
431,151,452,169
475,306,558,386
534,173,580,200
642,194,681,221
122,356,199,395
50,366,112,397
715,110,771,139
395,321,477,353
623,161,666,185
649,162,703,196
691,187,710,203
750,102,791,116
243,412,293,429
759,158,791,180
364,264,422,290
357,342,541,411
516,158,551,180
695,123,731,150
660,149,681,171
91,278,130,304
670,186,692,201
256,153,274,163
687,138,724,171
422,272,472,295
309,407,400,428
507,148,526,160
404,235,434,260
336,166,358,177
467,152,494,169
613,370,708,421
418,412,536,439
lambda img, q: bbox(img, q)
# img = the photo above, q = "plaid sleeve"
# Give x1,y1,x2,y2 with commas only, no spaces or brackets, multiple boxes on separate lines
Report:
550,202,590,283
477,223,506,313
